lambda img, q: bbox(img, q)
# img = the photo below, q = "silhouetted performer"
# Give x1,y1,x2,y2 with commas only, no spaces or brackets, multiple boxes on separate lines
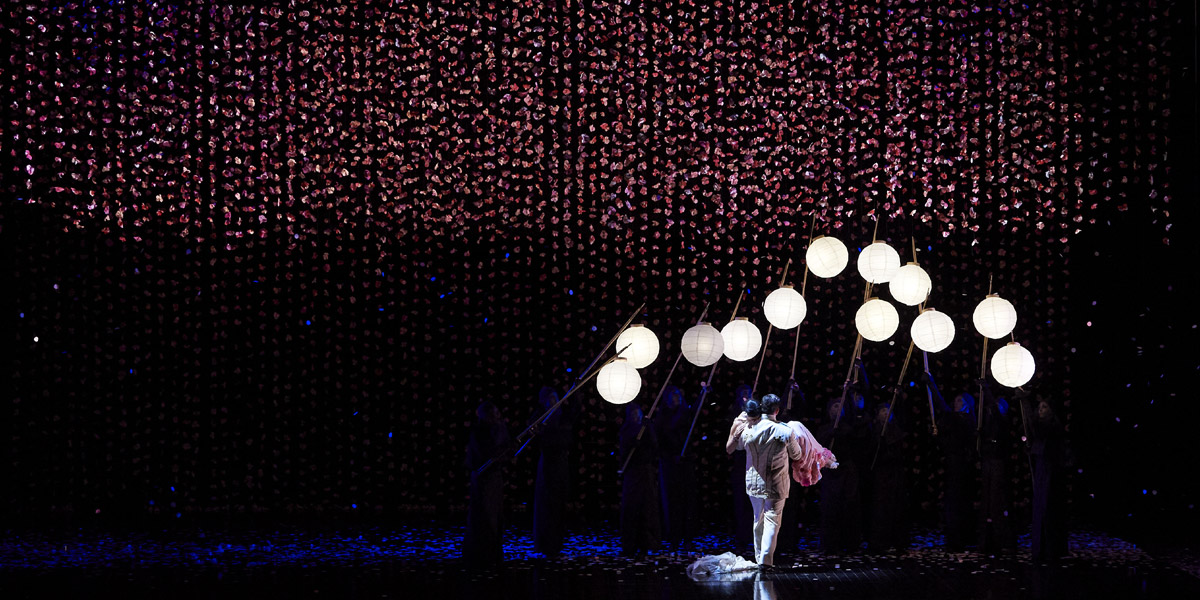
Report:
728,384,755,548
532,386,578,557
619,403,661,555
978,385,1016,554
657,385,698,548
868,401,908,551
464,401,510,566
1028,396,1070,561
929,374,976,551
814,393,868,553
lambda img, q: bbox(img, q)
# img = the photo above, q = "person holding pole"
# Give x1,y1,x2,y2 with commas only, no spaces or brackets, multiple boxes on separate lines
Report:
656,386,697,549
619,403,662,556
531,386,579,557
815,391,869,554
1027,394,1071,562
867,400,909,552
464,401,511,567
728,384,755,549
926,372,978,552
977,382,1016,554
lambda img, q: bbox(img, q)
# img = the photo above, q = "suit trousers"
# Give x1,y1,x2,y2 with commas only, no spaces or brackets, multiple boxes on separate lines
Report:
749,496,787,565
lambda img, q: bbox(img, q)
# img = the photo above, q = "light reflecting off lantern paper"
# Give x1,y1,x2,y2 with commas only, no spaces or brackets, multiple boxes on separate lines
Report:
858,242,902,284
855,298,900,343
596,359,641,405
763,286,807,330
721,319,764,362
681,323,725,368
615,325,661,369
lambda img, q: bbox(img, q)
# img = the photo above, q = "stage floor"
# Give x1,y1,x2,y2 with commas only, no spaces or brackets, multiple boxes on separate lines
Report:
0,521,1196,599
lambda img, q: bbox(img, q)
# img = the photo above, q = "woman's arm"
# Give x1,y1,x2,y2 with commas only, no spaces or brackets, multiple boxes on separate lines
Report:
725,412,749,454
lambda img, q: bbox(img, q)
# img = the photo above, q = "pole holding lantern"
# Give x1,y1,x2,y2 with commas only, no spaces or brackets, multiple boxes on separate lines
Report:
752,258,795,398
681,290,745,458
475,303,645,476
618,302,710,474
871,339,916,470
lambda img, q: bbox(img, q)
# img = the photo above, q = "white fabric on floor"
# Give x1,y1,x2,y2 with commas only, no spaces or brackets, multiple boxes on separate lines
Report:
686,551,759,578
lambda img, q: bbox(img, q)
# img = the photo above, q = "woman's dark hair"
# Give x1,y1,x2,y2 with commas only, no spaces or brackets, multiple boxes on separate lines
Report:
745,398,764,419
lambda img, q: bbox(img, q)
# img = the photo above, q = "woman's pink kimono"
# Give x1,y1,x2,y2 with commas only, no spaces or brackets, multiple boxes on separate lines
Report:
785,420,837,486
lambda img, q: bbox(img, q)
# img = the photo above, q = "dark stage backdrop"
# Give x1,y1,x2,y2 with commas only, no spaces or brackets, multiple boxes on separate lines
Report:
4,0,1194,537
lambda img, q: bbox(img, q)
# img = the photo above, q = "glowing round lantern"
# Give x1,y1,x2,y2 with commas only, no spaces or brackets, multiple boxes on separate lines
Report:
857,241,902,284
806,235,849,278
910,308,956,353
889,263,932,307
615,324,660,369
855,298,900,342
721,318,763,362
991,342,1036,388
973,294,1018,339
763,285,808,330
596,358,641,404
681,322,725,367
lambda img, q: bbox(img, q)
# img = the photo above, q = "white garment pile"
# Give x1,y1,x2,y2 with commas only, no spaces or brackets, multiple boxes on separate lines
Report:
686,552,759,578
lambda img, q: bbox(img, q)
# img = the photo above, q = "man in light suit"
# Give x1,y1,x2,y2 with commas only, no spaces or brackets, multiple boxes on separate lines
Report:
726,393,804,569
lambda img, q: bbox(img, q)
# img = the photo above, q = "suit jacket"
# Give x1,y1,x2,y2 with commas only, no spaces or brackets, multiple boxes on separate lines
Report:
737,417,804,500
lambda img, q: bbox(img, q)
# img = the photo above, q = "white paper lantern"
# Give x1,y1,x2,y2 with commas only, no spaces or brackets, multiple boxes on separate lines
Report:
991,342,1036,388
681,322,725,367
889,263,932,306
910,308,956,353
763,285,808,330
806,235,849,278
973,294,1018,339
855,298,900,342
615,324,660,369
721,318,763,362
596,358,641,404
857,241,902,284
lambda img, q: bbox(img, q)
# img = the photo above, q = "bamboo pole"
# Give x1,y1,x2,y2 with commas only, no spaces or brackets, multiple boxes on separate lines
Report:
618,302,710,474
475,303,645,476
751,259,792,398
680,290,745,457
871,339,915,470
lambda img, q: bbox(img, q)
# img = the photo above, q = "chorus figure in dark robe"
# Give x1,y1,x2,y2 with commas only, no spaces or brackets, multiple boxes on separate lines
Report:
619,403,661,555
464,401,511,567
928,374,977,551
814,393,868,553
656,385,698,547
1028,396,1070,562
729,384,755,548
978,385,1016,554
867,401,908,551
532,386,578,557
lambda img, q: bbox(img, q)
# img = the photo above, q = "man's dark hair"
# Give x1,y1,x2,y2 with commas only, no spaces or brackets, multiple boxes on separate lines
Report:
761,394,782,415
